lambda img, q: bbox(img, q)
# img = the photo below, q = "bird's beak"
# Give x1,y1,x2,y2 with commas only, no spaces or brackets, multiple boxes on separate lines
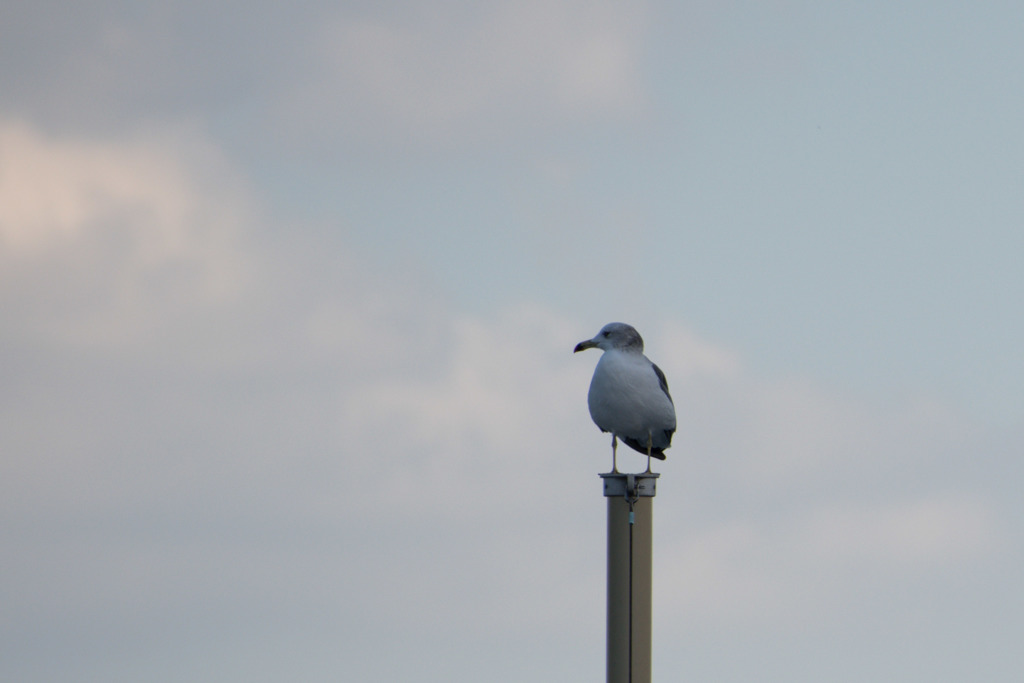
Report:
574,339,597,353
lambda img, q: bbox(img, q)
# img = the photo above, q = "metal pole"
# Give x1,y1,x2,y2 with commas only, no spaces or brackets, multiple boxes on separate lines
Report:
601,472,658,683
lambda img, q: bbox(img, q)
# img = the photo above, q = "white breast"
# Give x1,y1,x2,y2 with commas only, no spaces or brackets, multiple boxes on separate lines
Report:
587,349,676,447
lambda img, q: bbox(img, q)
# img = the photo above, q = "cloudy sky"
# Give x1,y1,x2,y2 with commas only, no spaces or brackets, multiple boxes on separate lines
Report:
2,1,1022,681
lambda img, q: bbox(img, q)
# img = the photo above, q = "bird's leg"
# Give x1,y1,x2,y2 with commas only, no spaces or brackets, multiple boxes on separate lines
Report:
611,435,619,473
645,430,653,473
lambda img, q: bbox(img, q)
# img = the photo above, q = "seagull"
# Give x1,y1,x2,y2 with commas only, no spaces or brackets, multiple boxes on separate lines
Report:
574,322,676,473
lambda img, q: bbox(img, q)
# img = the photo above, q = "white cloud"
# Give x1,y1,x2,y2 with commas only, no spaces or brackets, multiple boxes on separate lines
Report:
658,493,1004,631
336,303,594,510
0,120,253,347
287,0,647,143
803,495,1002,565
653,320,743,380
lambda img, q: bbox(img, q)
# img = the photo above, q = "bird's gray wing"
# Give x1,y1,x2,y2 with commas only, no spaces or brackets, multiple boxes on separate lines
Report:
652,363,673,404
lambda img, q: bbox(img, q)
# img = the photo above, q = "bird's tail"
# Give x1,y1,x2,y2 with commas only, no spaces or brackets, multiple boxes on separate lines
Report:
621,436,668,460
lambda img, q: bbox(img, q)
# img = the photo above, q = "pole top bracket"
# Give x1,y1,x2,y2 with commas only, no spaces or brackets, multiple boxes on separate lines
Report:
599,471,660,498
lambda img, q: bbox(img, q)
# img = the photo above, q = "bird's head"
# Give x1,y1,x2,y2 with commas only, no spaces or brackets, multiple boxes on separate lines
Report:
574,322,644,353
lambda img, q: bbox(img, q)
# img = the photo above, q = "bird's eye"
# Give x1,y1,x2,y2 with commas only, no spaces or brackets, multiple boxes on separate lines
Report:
602,331,610,337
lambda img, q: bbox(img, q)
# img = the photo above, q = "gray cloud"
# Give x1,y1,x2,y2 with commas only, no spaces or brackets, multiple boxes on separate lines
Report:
3,3,1023,681
2,117,1015,678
